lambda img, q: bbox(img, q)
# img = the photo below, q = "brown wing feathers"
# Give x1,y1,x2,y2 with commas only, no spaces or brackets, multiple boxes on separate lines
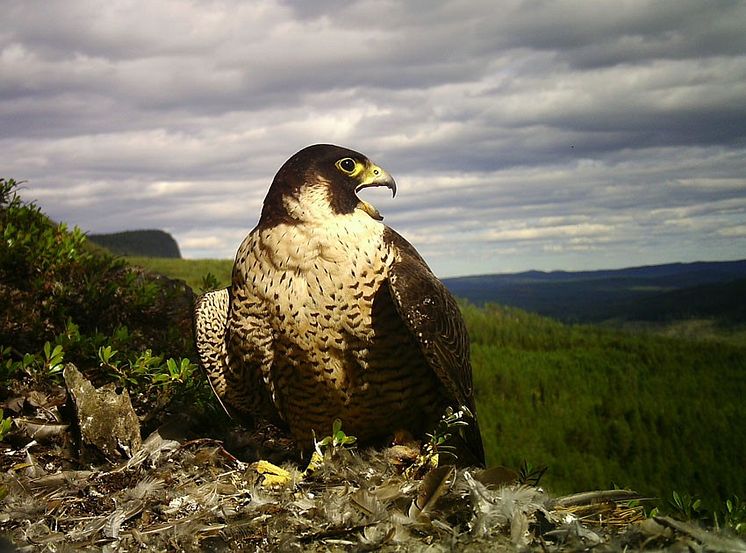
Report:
384,228,485,464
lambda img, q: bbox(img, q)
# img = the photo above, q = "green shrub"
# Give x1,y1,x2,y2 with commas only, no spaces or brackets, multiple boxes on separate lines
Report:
0,178,211,426
0,178,194,362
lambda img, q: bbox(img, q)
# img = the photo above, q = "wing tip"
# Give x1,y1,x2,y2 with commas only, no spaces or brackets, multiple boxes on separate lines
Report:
194,287,231,404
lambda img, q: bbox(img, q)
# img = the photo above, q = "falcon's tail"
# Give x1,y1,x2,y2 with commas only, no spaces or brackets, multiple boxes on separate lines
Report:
464,413,486,467
194,288,232,413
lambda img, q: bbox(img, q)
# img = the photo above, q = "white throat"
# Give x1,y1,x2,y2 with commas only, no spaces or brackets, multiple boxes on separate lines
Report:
259,187,385,271
282,180,338,224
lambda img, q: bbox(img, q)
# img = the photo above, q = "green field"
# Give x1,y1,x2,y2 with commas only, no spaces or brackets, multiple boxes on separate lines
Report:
127,255,746,507
125,256,233,291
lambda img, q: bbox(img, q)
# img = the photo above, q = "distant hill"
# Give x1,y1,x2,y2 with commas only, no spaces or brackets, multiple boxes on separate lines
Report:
442,260,746,323
88,230,181,258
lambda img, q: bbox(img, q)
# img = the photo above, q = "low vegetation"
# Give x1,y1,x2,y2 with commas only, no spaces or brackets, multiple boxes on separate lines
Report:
0,178,217,431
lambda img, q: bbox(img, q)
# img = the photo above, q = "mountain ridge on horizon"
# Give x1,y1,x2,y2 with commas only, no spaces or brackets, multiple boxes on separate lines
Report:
442,259,746,324
446,258,746,281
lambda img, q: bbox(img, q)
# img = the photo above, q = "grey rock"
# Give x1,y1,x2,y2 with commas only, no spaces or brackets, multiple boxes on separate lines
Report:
63,364,142,460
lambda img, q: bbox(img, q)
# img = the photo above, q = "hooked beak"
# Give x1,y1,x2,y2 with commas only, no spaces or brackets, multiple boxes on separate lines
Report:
355,164,397,198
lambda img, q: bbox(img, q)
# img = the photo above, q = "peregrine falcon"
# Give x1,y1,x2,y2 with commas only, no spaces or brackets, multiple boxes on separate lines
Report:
195,144,484,465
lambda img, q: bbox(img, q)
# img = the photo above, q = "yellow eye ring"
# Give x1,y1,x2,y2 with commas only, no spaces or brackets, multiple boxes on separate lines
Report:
336,157,360,176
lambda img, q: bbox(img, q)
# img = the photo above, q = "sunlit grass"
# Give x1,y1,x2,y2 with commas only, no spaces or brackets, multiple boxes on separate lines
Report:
125,256,233,291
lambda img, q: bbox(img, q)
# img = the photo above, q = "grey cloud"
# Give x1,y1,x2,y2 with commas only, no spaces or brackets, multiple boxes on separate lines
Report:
1,0,744,276
470,1,746,65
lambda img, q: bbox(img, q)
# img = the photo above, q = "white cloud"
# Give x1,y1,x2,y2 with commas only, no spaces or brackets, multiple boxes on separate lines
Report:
718,225,746,238
483,223,615,242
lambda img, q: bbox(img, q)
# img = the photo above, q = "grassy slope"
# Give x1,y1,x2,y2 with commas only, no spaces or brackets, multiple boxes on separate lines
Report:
130,256,746,507
125,256,233,291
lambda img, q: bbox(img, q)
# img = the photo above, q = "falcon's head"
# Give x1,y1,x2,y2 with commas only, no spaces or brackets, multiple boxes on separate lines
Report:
259,144,397,226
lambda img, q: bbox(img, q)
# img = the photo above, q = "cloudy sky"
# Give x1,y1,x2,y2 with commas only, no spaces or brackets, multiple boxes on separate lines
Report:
2,0,745,277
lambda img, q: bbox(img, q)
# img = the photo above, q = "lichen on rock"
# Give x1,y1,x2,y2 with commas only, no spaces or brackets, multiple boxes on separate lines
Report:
63,364,142,460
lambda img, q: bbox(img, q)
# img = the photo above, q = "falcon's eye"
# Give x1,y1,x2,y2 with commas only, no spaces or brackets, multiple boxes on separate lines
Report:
336,157,359,175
